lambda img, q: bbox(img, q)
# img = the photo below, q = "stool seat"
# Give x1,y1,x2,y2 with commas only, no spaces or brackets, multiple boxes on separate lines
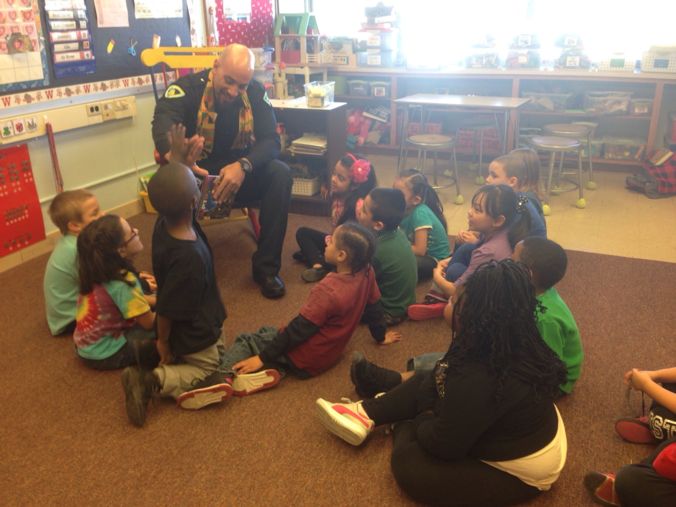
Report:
543,123,592,137
530,135,581,151
407,134,454,148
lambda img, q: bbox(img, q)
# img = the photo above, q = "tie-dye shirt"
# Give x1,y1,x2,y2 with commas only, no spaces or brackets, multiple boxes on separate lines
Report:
74,272,151,360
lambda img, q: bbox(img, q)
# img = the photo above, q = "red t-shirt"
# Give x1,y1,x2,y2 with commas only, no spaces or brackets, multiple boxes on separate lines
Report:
287,268,380,376
653,441,676,481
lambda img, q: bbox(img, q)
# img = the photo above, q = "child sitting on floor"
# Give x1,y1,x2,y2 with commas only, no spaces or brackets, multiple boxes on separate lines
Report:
358,187,417,326
43,189,103,335
294,153,376,282
393,169,450,281
408,184,530,320
73,215,156,370
120,158,231,427
352,237,583,398
198,222,400,399
447,148,546,283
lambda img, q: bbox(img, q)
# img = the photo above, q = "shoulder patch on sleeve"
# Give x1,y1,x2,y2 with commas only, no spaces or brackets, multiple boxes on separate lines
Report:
263,91,272,106
164,84,185,99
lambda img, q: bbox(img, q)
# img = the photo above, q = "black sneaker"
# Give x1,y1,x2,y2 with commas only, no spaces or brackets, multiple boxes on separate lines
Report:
292,250,306,263
121,366,158,427
350,352,402,398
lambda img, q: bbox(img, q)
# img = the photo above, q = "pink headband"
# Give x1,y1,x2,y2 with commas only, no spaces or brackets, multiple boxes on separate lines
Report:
345,153,371,184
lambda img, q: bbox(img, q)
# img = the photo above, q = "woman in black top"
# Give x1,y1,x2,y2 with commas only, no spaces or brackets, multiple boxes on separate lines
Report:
316,260,568,506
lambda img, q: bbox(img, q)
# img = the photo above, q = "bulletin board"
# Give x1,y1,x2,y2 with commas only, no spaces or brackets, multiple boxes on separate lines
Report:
0,0,192,94
49,0,192,86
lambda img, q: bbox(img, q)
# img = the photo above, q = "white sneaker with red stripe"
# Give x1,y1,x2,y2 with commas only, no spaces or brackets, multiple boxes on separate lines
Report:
316,398,375,446
231,369,281,397
177,382,233,410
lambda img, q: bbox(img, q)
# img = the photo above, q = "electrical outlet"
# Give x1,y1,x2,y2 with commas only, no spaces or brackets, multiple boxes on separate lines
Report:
86,103,101,116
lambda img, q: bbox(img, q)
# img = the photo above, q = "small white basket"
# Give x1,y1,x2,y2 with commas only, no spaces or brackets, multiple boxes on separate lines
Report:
292,177,320,196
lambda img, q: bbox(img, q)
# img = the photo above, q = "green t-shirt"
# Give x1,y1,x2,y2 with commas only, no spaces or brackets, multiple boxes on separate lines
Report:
537,287,583,394
43,234,79,335
74,272,151,360
400,204,450,260
373,228,418,318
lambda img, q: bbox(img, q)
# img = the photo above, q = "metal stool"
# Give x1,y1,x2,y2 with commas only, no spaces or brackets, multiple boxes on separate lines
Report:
400,133,464,204
543,122,598,190
528,135,586,214
458,115,501,185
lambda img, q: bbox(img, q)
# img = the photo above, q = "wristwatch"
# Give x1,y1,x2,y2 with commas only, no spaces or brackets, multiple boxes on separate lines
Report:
238,157,253,174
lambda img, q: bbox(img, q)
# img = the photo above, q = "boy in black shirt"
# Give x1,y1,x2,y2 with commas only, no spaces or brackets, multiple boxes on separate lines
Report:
121,158,231,427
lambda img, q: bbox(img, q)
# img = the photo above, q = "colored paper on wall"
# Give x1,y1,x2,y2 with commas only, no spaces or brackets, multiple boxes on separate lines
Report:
0,144,45,258
44,0,96,79
134,0,183,19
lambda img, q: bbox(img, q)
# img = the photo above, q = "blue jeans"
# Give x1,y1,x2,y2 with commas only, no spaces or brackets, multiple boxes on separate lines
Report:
406,352,444,375
218,326,293,377
445,242,478,282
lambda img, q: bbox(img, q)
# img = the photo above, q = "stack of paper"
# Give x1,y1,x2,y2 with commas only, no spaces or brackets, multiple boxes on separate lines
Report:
290,133,327,156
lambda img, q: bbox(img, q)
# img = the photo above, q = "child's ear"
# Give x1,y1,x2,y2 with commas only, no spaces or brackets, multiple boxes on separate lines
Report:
493,215,506,229
336,248,348,264
413,194,422,206
508,176,519,189
373,220,385,232
67,220,83,235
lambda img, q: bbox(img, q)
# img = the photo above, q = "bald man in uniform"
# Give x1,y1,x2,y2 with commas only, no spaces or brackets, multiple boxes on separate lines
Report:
152,44,291,299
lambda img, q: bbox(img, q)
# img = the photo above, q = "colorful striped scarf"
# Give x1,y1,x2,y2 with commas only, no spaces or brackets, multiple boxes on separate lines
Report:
196,69,255,159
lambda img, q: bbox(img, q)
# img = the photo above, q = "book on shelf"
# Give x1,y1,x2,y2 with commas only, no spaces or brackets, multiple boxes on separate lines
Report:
289,133,327,156
362,105,391,123
648,148,674,166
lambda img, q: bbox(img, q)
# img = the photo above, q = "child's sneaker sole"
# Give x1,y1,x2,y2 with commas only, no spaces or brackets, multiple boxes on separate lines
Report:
614,416,656,444
177,383,233,410
231,369,281,396
315,398,370,446
407,302,447,321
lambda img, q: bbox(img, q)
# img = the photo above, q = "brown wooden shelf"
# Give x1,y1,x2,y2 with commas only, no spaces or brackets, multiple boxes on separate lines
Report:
336,95,392,102
521,110,652,120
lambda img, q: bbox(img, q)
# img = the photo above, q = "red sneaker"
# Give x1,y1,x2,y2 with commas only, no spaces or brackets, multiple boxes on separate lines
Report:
614,416,656,444
408,301,447,321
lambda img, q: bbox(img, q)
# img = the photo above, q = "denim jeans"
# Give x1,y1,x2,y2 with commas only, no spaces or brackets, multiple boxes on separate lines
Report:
218,326,293,377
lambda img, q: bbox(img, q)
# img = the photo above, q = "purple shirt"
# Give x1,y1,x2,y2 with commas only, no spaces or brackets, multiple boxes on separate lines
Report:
455,228,512,287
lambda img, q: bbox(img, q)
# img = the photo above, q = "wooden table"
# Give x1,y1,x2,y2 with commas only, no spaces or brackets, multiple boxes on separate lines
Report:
395,94,531,170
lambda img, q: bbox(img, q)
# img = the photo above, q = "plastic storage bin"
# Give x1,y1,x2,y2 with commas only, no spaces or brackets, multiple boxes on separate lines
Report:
522,92,574,111
347,80,370,96
304,81,335,108
584,91,632,115
603,138,643,160
357,50,395,67
358,29,398,51
370,80,390,97
630,99,653,116
251,47,273,70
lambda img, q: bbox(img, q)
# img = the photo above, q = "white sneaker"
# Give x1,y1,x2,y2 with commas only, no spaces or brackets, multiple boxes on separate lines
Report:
231,369,281,397
177,383,233,410
316,398,375,446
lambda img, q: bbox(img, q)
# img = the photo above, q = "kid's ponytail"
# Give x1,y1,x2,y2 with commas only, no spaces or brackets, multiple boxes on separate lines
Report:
399,169,447,231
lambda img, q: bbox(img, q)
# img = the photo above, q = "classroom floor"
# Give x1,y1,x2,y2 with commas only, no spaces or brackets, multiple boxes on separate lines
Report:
369,154,676,264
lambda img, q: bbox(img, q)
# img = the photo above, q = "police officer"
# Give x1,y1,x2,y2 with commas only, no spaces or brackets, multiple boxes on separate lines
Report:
152,44,291,299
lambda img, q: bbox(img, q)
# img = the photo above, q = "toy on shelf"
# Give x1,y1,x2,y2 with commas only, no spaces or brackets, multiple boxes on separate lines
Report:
555,34,590,70
274,12,321,65
506,34,540,69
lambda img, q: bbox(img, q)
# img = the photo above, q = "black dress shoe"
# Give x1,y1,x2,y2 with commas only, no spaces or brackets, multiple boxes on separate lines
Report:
255,275,286,299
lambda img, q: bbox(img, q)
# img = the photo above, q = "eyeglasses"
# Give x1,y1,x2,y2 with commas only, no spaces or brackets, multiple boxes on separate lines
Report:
122,228,139,246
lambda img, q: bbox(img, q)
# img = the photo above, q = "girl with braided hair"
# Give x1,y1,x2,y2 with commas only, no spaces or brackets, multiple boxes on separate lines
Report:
316,260,568,506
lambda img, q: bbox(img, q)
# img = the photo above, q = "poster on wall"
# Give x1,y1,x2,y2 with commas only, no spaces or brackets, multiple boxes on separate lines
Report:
134,0,183,20
44,0,96,79
0,0,50,93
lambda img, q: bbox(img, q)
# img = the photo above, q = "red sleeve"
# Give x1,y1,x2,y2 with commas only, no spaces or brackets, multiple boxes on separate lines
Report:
653,442,676,481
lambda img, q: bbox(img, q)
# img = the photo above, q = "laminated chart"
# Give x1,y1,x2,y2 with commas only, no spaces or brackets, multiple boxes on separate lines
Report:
0,0,50,92
44,0,95,79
